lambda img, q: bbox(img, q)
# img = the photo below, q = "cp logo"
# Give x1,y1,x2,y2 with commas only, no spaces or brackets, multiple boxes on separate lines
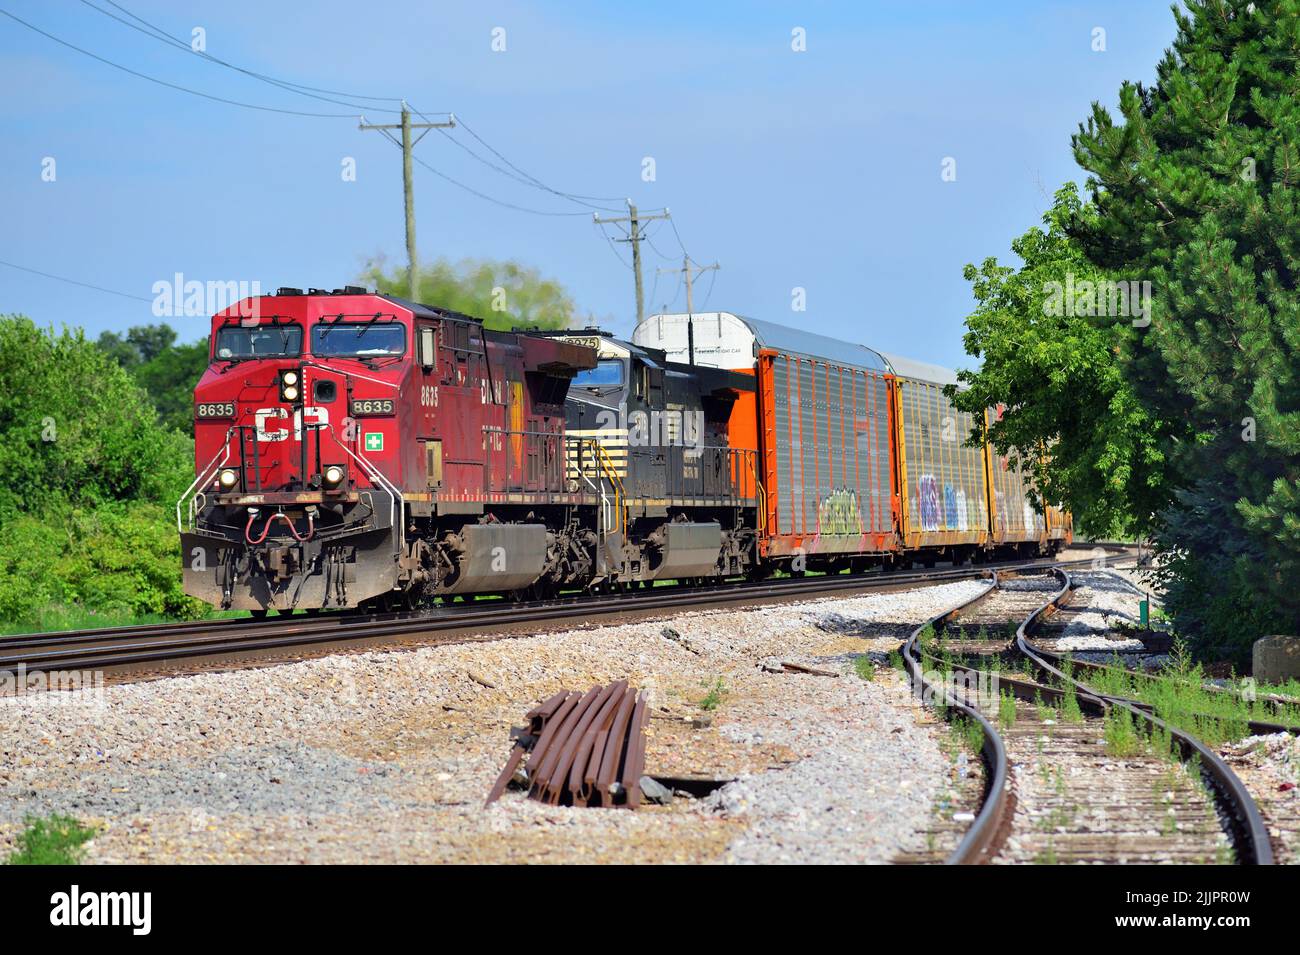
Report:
255,406,329,442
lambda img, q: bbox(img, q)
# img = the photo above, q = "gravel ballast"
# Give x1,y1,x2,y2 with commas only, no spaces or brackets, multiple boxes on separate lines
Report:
0,579,987,864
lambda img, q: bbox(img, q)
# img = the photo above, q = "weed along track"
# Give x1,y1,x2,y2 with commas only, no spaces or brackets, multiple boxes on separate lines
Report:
900,569,1273,865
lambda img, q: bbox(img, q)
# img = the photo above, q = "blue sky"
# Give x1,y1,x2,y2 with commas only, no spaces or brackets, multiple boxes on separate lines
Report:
1,1,1176,369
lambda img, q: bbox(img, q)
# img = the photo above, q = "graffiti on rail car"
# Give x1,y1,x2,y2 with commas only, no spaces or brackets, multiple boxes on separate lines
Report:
817,488,864,536
917,474,945,531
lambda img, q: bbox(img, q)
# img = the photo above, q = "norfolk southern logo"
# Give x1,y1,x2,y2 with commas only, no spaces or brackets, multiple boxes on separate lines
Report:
50,885,151,936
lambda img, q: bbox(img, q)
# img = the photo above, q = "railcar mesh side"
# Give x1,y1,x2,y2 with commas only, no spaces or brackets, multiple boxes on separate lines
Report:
896,377,988,544
769,354,892,544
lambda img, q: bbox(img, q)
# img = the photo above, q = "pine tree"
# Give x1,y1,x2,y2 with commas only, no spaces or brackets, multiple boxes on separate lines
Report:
1072,0,1300,655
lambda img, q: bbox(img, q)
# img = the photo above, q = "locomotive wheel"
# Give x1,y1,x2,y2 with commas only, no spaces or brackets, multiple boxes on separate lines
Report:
249,609,269,619
525,580,555,601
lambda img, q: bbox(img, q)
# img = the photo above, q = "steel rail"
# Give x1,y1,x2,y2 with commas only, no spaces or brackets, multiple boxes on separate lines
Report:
0,560,1074,673
901,571,1010,865
0,550,1130,657
1014,570,1275,865
911,566,1275,865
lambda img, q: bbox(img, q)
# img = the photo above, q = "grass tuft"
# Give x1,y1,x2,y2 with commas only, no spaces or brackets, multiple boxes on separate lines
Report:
998,691,1017,730
6,815,96,865
698,677,727,712
1103,705,1141,757
852,656,876,681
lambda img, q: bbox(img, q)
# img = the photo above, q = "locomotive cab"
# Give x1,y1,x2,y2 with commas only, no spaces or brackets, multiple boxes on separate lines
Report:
540,329,762,583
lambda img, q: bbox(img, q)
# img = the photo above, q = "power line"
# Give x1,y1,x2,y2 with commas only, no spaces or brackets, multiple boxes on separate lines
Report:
453,115,626,209
666,269,683,308
656,255,720,359
0,258,153,303
0,7,359,118
429,123,624,214
92,0,403,107
698,265,719,310
411,154,593,217
594,223,633,270
667,215,690,257
643,229,676,262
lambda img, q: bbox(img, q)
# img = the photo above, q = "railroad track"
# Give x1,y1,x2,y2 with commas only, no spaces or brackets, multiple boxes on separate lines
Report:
898,568,1274,865
0,552,1128,679
1030,574,1300,734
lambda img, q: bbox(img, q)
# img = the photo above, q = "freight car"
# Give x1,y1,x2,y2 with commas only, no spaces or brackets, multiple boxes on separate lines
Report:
179,292,1069,614
631,311,1071,571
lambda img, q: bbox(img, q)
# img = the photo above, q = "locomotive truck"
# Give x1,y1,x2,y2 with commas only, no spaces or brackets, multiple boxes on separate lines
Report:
179,291,1069,614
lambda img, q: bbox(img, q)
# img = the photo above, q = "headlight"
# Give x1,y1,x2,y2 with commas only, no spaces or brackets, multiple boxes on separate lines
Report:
279,368,302,402
218,468,239,490
322,465,346,488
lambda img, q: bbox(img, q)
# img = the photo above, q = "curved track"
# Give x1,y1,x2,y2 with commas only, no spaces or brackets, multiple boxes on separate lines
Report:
901,568,1273,865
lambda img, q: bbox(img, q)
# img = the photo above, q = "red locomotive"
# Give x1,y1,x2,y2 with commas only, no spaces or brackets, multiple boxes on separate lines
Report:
181,291,1069,614
181,288,598,613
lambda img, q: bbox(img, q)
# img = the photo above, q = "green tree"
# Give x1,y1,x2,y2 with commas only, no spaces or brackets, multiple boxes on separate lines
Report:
947,184,1177,538
1071,0,1300,656
0,316,192,519
359,256,584,330
97,325,209,433
0,316,205,628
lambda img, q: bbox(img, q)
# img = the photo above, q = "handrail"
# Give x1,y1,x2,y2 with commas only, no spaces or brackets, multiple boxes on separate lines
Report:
334,431,403,553
177,428,235,532
589,439,626,538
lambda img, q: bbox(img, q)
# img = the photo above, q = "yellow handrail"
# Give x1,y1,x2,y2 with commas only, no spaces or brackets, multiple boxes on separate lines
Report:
588,439,626,537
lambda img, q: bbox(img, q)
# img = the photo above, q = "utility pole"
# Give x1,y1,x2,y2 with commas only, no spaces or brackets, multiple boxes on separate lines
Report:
593,200,671,326
656,255,720,364
359,103,456,302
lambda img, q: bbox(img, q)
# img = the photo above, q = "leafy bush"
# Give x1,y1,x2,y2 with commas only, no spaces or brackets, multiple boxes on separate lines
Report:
0,503,207,626
0,316,193,519
97,324,209,434
0,315,204,630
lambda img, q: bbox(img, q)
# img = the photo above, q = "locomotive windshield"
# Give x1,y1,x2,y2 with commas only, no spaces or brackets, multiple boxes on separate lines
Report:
572,359,624,390
213,323,303,360
312,322,406,357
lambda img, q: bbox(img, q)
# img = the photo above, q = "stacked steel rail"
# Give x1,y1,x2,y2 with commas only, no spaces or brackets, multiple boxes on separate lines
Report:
486,681,649,808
